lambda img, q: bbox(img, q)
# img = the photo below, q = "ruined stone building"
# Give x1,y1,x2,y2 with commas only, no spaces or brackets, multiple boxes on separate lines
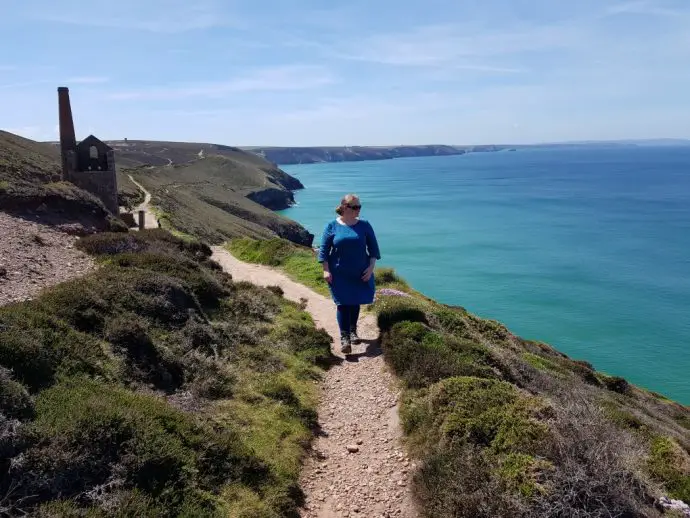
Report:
58,86,119,213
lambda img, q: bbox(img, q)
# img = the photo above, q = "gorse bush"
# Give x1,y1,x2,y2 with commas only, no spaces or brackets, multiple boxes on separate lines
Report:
0,228,334,516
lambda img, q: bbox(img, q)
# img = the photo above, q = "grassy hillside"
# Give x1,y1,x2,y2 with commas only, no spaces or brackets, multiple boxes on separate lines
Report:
127,157,313,246
106,140,300,192
5,132,311,244
0,131,125,232
0,229,333,517
227,237,690,518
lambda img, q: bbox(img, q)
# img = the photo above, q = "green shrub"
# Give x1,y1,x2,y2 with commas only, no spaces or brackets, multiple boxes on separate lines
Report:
271,321,332,366
522,352,566,375
109,252,229,308
104,317,183,392
404,377,547,455
598,373,631,394
374,295,428,331
497,453,552,498
413,443,525,518
648,436,690,501
430,306,473,339
189,362,236,400
383,322,496,388
0,366,34,419
39,268,202,331
225,282,280,324
0,304,115,391
569,359,601,386
34,491,166,518
19,378,268,513
77,229,211,260
466,314,511,344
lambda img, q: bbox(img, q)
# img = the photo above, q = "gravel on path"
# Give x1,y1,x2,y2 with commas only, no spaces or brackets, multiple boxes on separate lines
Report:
211,247,417,518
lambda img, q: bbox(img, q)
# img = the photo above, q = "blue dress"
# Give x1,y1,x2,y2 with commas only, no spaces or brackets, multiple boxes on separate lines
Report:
318,219,382,305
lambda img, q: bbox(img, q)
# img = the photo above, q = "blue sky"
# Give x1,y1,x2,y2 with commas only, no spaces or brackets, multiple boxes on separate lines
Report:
1,0,689,146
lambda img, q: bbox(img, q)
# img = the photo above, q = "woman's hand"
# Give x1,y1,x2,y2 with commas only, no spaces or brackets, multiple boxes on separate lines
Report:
323,271,333,284
361,266,374,282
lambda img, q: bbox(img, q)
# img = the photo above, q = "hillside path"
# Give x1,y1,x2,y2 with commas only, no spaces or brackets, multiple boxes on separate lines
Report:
0,212,95,306
127,174,158,229
211,247,418,518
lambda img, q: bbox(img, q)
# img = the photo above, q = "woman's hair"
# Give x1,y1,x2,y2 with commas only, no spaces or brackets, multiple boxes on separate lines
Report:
335,193,359,215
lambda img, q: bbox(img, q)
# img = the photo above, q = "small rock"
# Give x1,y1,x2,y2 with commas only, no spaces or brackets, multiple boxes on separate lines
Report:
347,445,360,453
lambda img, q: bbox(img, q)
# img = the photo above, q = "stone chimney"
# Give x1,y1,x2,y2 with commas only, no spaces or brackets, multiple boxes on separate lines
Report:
58,86,77,178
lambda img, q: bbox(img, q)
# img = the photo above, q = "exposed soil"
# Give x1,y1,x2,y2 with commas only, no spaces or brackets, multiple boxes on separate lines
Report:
212,247,418,518
0,211,95,306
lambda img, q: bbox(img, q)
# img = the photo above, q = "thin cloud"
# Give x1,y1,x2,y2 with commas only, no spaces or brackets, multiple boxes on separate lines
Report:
65,76,110,84
31,0,243,33
607,0,689,17
0,76,109,89
108,66,335,101
319,22,582,70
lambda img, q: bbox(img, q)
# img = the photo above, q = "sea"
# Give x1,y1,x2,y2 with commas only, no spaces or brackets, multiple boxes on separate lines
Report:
278,147,690,405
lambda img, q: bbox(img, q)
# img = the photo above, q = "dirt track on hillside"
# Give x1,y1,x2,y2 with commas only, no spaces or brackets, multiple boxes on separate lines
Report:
127,174,159,229
0,212,95,306
211,247,417,518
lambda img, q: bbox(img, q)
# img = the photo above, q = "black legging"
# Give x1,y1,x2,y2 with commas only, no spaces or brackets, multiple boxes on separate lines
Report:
336,304,361,338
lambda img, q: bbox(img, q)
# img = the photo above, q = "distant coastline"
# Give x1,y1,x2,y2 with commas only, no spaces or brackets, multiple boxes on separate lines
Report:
244,144,509,165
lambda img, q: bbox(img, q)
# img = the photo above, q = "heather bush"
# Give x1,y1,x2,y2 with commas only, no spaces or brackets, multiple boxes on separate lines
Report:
0,304,116,391
109,252,229,307
12,378,268,514
0,367,33,419
382,322,496,388
0,228,330,516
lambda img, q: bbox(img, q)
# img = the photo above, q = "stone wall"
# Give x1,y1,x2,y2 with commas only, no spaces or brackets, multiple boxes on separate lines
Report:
68,168,118,214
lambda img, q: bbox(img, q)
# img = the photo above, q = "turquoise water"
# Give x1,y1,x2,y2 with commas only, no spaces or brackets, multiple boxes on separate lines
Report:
279,147,690,404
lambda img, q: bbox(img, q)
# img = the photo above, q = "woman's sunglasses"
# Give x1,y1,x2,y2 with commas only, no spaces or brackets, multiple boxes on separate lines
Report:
347,204,362,210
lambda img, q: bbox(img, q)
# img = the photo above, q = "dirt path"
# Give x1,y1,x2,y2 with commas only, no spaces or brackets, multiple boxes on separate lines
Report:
0,212,95,306
127,174,158,229
211,247,417,518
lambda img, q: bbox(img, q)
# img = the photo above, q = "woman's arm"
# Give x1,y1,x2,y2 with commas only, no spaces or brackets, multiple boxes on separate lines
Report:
318,222,334,283
362,222,381,281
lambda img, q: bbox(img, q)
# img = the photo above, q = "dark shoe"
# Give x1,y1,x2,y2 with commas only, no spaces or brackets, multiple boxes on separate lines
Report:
350,330,361,344
340,336,352,354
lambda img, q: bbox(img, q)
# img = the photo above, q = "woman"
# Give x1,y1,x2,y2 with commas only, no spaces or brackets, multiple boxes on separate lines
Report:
318,194,381,354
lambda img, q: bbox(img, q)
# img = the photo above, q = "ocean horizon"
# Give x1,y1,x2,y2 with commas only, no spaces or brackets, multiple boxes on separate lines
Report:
280,146,690,405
